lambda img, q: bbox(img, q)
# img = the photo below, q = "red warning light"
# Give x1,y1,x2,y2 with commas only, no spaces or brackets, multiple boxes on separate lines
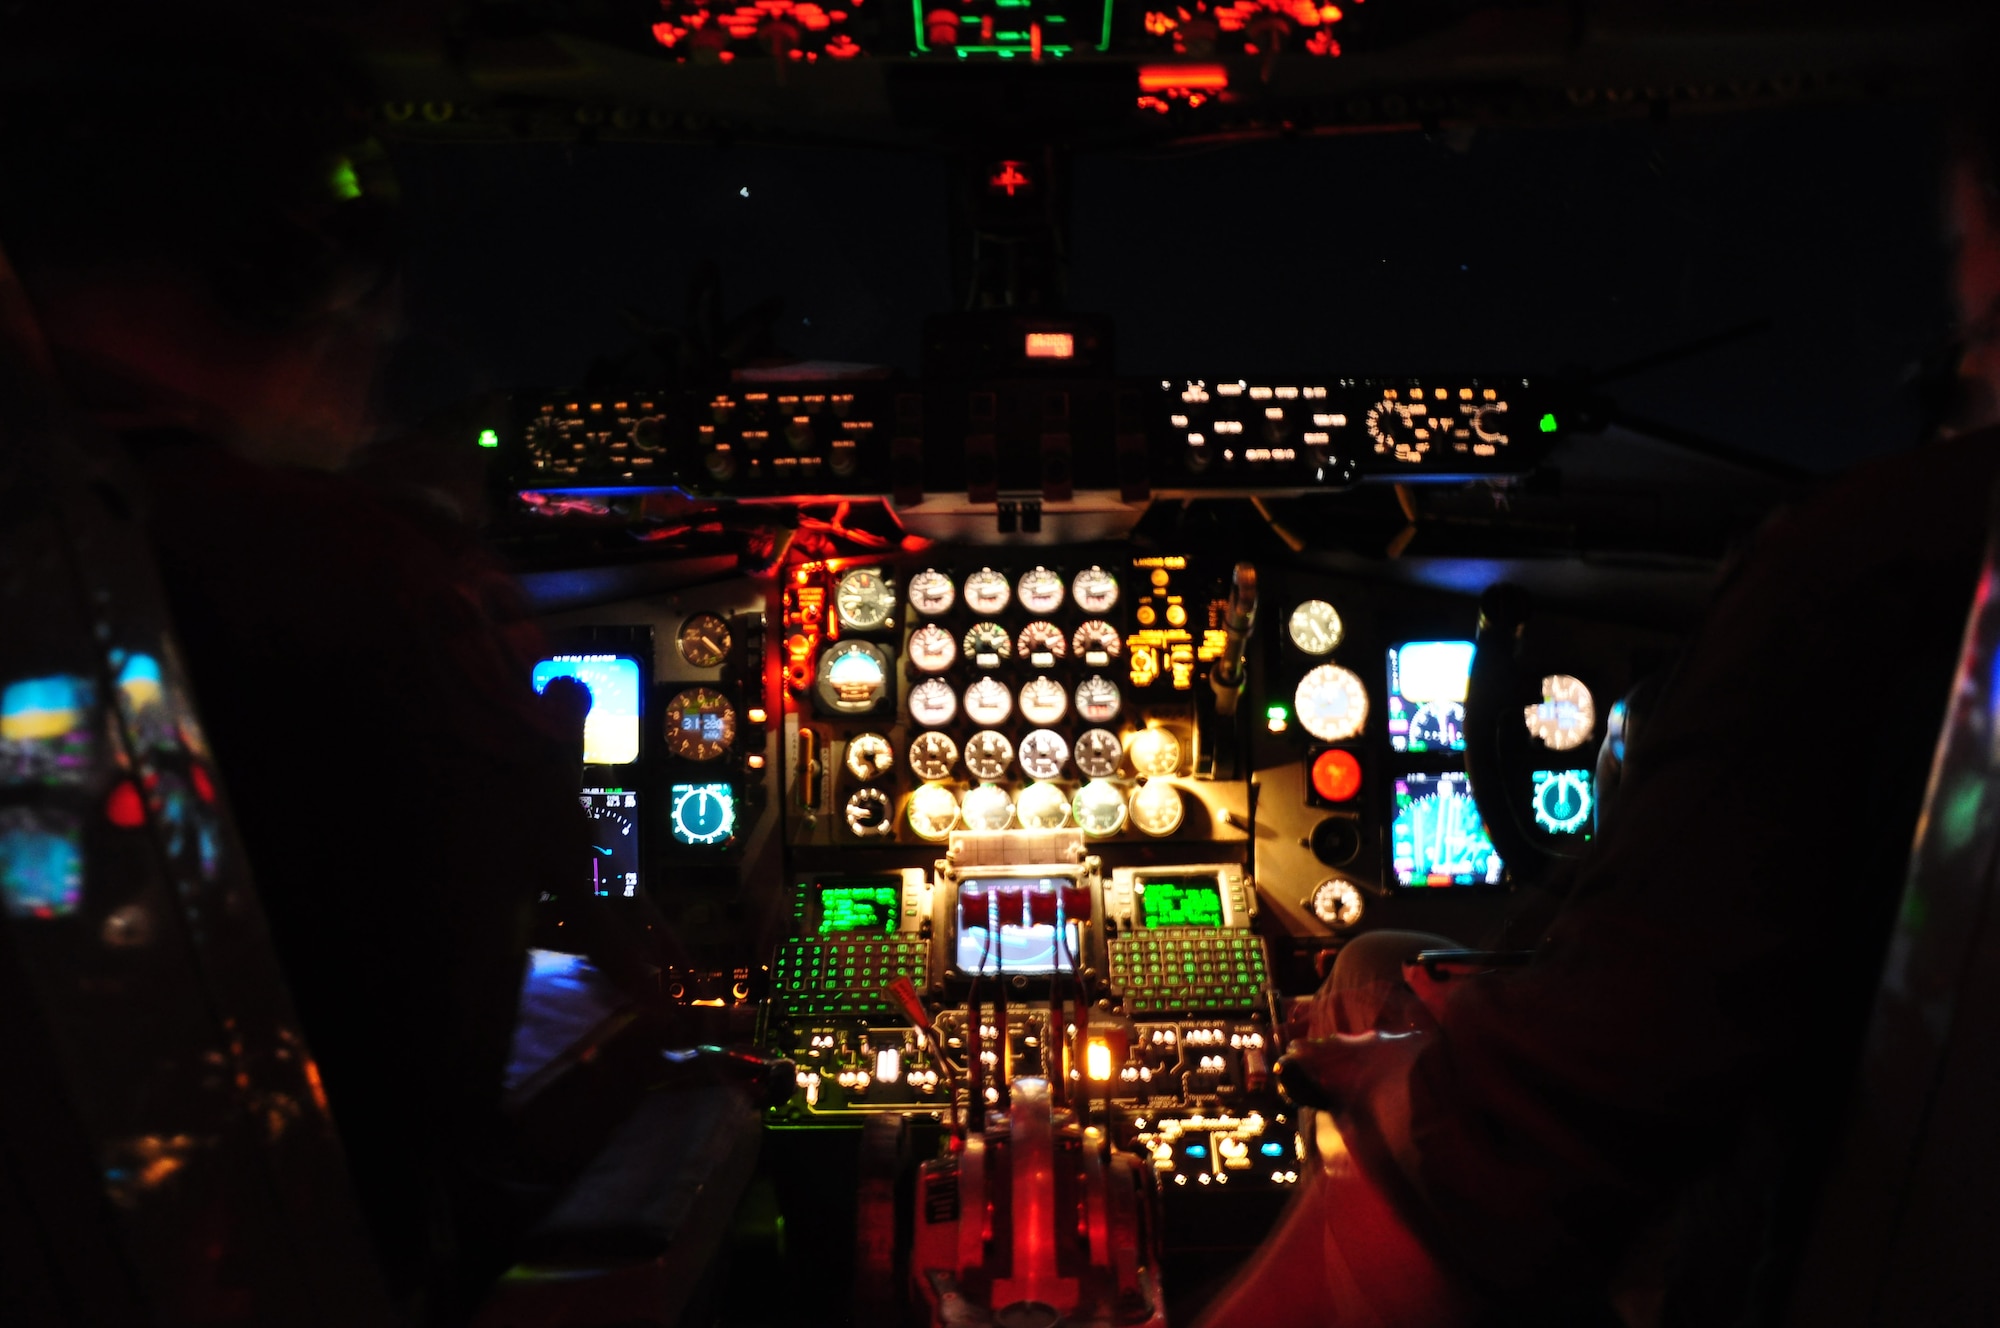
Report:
1138,63,1228,92
1024,332,1075,360
106,781,145,828
1310,747,1362,802
988,160,1033,198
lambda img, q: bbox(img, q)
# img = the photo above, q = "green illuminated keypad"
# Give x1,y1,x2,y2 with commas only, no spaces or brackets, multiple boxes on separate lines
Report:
771,937,930,1016
1110,929,1269,1014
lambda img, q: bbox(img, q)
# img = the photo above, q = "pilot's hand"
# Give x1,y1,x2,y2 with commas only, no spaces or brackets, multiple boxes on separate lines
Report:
1277,1032,1377,1110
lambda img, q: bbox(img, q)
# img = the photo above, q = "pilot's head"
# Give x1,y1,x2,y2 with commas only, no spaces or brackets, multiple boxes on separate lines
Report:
0,6,400,470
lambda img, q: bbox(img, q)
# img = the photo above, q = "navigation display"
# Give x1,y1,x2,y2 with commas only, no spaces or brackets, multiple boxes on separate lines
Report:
954,877,1087,975
582,788,640,897
818,880,901,934
1391,772,1504,886
1135,876,1223,928
534,654,643,765
1386,641,1474,754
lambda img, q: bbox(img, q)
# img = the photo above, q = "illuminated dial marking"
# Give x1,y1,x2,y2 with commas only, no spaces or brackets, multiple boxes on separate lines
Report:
907,731,959,782
906,568,956,617
962,677,1013,727
961,783,1015,832
909,678,957,728
846,732,893,781
677,612,732,668
1018,729,1070,781
1018,676,1067,727
845,788,893,837
1128,727,1181,778
1366,396,1431,464
907,783,960,841
1017,621,1067,663
1071,566,1119,614
962,622,1012,667
1072,728,1123,779
963,730,1014,782
1128,780,1184,837
1310,878,1364,929
1072,780,1128,837
1295,664,1370,742
664,687,736,761
834,567,896,630
1073,676,1121,725
1017,566,1065,614
1287,600,1343,656
964,568,1011,615
1072,620,1122,663
1523,675,1595,751
1016,781,1070,830
907,624,958,674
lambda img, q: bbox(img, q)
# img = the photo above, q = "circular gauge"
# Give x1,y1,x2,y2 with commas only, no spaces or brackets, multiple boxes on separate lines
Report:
1287,601,1343,656
1533,770,1593,834
1129,780,1184,837
1072,620,1123,661
672,784,736,844
907,783,961,841
907,624,958,674
1366,396,1430,464
1309,747,1363,802
1017,621,1068,663
1310,878,1364,929
1408,700,1466,751
816,641,891,715
1016,781,1070,830
1018,729,1070,781
963,730,1014,782
961,784,1015,832
1017,566,1066,614
962,622,1012,667
1073,728,1123,779
1074,676,1121,725
1130,648,1160,687
962,677,1013,727
847,732,894,781
835,567,896,631
1073,780,1128,837
845,788,893,837
908,731,959,782
1072,566,1119,614
665,687,736,761
964,568,1011,615
1019,677,1067,727
1295,664,1370,742
1128,727,1182,778
1524,675,1596,751
907,569,956,617
909,679,958,728
677,612,732,668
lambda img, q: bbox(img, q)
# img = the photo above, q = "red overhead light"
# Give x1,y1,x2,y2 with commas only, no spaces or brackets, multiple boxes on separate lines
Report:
1024,332,1075,360
1139,63,1228,92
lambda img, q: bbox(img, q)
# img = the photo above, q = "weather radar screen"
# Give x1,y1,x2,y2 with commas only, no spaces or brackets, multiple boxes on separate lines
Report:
533,654,642,765
818,880,900,934
1136,877,1224,928
1392,772,1504,886
1387,641,1474,754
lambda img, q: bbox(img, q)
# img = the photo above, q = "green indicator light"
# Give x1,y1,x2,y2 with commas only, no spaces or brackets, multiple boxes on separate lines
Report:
329,157,362,202
1538,412,1558,434
1266,704,1287,721
477,428,500,449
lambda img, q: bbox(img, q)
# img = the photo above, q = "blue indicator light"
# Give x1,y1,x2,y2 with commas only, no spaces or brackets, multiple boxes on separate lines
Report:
1184,1145,1207,1158
1260,1141,1286,1157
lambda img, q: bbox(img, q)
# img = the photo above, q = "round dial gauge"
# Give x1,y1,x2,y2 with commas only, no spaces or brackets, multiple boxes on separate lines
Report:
961,784,1015,832
1287,601,1343,656
907,731,959,782
845,788,893,837
909,678,958,728
1074,676,1121,725
962,622,1012,667
1310,878,1365,929
1016,781,1070,830
963,568,1011,615
1018,729,1070,781
835,567,896,631
1366,397,1431,464
1534,770,1593,834
907,569,956,617
1073,728,1124,779
816,641,890,714
1071,566,1119,614
962,677,1013,727
907,624,958,674
1129,780,1184,838
1128,727,1182,778
1295,664,1370,742
963,730,1015,782
1073,780,1128,837
1018,676,1068,726
846,732,894,781
1017,566,1066,614
665,687,736,761
907,783,960,841
672,784,735,844
1524,675,1596,751
1017,621,1067,663
1072,620,1123,661
677,612,732,668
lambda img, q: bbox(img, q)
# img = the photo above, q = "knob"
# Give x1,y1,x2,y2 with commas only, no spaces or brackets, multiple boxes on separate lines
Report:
785,417,816,451
706,447,737,482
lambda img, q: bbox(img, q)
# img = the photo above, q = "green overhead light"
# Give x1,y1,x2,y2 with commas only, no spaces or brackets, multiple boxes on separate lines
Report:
477,429,500,449
1538,412,1559,434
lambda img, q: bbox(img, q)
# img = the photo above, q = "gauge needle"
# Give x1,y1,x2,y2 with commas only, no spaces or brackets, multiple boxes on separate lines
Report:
699,635,720,653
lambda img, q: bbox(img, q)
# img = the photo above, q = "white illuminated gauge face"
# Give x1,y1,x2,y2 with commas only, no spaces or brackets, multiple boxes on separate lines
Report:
665,687,736,761
1072,620,1123,662
1129,780,1184,838
1018,729,1070,781
906,569,956,617
817,641,890,714
1073,779,1129,837
1295,664,1370,742
1019,676,1068,726
961,783,1016,832
1073,728,1124,779
835,567,896,631
1017,781,1070,829
907,783,961,841
1017,566,1066,615
1310,878,1365,929
1287,600,1344,656
963,677,1013,727
963,730,1014,782
964,568,1011,615
1523,675,1596,751
907,731,959,782
846,732,894,781
845,788,893,837
1072,566,1120,614
907,624,958,674
1017,621,1067,663
1128,727,1182,778
908,678,958,728
962,622,1012,667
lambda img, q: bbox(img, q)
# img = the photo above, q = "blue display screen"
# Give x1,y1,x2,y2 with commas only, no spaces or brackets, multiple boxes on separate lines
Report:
1532,769,1594,836
1391,772,1504,886
670,782,736,847
1387,641,1474,754
679,711,728,742
533,654,642,765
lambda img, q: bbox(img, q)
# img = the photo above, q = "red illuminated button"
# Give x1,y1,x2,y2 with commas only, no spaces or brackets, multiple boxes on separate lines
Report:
1310,748,1362,802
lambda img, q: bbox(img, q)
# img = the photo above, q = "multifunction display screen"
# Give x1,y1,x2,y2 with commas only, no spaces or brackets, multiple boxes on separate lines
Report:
818,880,901,934
534,654,643,765
1386,640,1474,754
1135,876,1223,928
1391,772,1504,886
582,788,640,897
670,782,736,846
954,877,1089,975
